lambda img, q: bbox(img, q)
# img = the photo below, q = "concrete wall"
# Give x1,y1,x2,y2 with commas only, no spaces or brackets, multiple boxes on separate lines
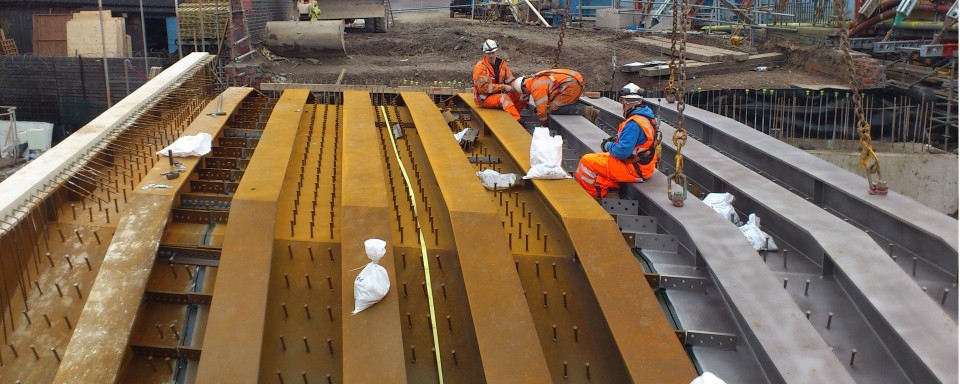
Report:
595,8,642,29
811,151,959,215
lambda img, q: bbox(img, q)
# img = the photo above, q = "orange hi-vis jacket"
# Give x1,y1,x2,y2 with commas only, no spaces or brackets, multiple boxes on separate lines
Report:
472,56,516,103
522,69,584,123
574,113,660,198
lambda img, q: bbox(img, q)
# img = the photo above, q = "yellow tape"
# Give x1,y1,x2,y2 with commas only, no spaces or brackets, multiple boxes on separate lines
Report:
379,106,445,383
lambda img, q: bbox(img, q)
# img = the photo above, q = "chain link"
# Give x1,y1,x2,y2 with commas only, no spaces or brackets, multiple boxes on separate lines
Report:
553,2,571,68
671,0,689,183
666,0,680,98
834,0,885,193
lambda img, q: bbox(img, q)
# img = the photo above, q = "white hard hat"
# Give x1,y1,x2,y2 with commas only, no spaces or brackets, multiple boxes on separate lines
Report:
482,39,499,53
689,372,727,384
511,76,524,93
620,82,644,103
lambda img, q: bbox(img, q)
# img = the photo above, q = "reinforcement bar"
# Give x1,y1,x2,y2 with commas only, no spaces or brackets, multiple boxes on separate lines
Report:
552,114,855,384
196,89,310,383
402,92,552,383
461,94,697,383
53,87,252,383
0,52,213,227
340,92,408,382
647,98,958,274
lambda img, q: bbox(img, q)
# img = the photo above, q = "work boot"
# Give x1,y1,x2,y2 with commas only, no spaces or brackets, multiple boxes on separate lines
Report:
604,189,620,199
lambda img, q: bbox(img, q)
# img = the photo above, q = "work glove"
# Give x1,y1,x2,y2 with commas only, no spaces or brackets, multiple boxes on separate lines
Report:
600,137,614,152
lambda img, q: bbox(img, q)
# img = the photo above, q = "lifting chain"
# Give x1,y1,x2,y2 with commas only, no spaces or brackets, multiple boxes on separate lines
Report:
552,0,572,68
666,0,681,102
834,0,887,195
667,0,690,207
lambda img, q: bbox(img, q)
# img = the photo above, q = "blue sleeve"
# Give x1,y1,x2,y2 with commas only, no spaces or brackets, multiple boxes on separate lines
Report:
606,120,647,160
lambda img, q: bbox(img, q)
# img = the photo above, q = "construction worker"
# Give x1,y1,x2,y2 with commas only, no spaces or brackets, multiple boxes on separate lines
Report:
574,83,661,198
472,39,525,121
511,68,584,126
310,0,322,21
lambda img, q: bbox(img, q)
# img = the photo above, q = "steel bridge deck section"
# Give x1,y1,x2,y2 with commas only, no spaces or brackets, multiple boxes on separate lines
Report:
570,99,959,384
196,89,310,383
53,87,253,383
552,114,854,384
462,93,697,383
339,91,408,382
645,98,958,274
402,92,552,383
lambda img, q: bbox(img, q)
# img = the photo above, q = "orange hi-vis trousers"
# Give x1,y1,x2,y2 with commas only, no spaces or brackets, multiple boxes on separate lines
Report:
574,153,643,198
479,92,527,121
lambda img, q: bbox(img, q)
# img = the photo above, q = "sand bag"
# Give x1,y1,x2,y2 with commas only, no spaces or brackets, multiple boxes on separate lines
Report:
702,192,741,225
477,169,517,191
524,127,569,179
739,214,779,251
352,239,391,314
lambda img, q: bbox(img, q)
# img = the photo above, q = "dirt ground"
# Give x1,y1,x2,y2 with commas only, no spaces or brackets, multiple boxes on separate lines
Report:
252,8,844,92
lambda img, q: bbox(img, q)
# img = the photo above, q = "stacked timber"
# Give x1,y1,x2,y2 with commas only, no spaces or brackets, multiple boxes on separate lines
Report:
66,10,131,57
179,1,230,42
627,35,784,77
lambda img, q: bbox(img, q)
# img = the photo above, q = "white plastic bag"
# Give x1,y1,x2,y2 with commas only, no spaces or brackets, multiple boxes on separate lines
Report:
352,239,391,314
476,169,517,191
454,128,472,142
523,127,570,180
739,214,779,251
156,133,213,157
690,372,727,384
702,192,741,225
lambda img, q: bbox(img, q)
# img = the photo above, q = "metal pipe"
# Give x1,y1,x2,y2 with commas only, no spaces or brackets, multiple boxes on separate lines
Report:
523,0,552,27
140,0,149,74
97,0,113,108
175,0,183,58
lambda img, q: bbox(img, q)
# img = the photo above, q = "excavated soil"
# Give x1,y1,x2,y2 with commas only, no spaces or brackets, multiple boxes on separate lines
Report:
252,7,843,92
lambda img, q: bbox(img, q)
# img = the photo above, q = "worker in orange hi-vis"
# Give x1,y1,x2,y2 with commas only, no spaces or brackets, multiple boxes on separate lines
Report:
574,83,661,199
472,39,525,121
511,68,584,127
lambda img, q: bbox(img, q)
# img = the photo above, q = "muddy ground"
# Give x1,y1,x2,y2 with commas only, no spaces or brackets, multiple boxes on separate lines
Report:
252,8,844,92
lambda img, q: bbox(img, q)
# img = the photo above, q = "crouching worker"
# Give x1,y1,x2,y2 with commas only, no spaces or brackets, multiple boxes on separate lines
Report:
512,68,584,127
575,83,661,198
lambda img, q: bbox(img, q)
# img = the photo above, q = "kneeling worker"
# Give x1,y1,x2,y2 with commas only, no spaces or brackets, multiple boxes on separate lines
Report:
574,83,661,198
512,69,584,127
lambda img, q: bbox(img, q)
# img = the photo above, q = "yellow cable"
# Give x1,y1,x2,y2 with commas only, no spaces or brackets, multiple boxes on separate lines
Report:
379,106,445,383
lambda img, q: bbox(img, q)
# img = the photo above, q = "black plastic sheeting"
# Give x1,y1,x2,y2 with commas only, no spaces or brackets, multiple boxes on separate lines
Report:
684,86,945,144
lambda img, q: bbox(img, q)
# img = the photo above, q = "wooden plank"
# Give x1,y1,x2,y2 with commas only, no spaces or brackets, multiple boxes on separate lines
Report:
402,92,552,383
52,87,252,384
633,35,749,62
195,89,310,383
638,53,784,77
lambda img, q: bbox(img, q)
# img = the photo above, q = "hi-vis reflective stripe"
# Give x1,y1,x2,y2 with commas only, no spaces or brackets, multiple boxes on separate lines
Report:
533,96,548,107
576,164,597,184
